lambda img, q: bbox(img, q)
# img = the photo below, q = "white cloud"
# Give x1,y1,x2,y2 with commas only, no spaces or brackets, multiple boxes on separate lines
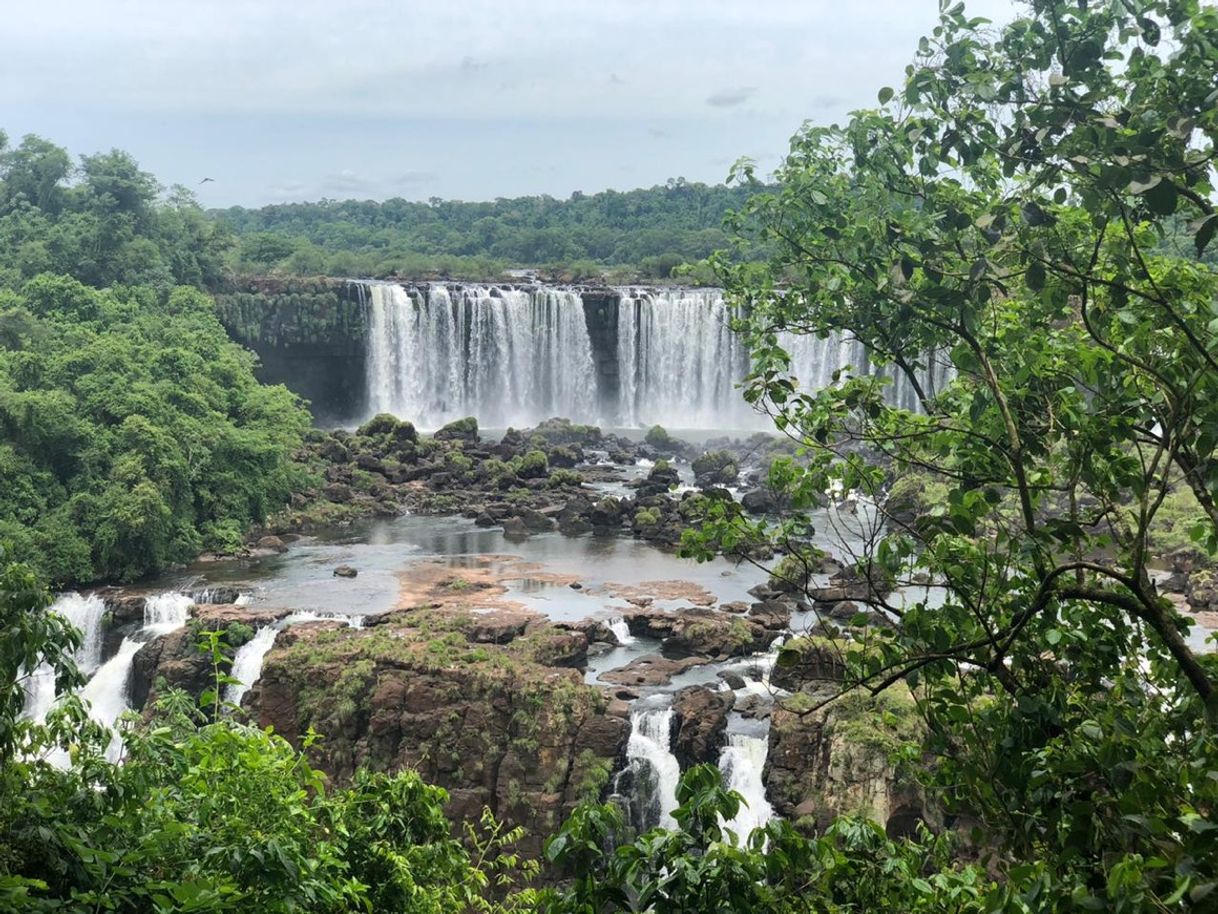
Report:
1,0,1022,203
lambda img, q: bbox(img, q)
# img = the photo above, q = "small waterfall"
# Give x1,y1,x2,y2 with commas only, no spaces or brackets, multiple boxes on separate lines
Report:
718,733,775,838
608,617,635,646
143,593,193,635
224,626,279,708
78,638,144,763
618,706,682,830
22,593,108,722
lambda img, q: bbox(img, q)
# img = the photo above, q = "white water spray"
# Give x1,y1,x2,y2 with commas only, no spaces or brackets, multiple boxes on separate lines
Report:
224,626,280,708
623,706,682,830
22,593,108,722
718,733,774,839
143,593,193,635
608,617,635,646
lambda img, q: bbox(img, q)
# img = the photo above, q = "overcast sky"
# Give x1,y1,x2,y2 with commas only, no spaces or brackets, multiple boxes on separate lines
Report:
2,0,1019,208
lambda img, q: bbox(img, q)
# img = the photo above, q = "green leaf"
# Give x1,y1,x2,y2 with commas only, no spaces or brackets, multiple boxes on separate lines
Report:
1145,179,1178,216
1027,263,1046,291
878,86,894,105
1196,214,1218,257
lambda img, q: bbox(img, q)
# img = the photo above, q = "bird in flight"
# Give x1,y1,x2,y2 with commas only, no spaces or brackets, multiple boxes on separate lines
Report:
199,177,214,185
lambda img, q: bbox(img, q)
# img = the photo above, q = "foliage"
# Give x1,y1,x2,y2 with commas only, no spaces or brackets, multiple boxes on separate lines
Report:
685,0,1218,909
0,277,310,583
541,764,999,913
0,132,230,291
217,178,756,281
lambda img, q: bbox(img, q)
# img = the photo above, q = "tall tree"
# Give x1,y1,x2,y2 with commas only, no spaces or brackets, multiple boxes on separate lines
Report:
691,0,1218,906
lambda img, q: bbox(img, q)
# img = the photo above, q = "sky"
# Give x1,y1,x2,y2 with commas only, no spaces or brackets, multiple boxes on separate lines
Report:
2,0,1019,208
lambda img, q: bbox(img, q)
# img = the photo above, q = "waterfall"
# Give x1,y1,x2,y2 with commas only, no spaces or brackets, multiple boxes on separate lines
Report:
78,638,144,763
224,626,279,708
718,733,774,838
608,617,635,646
22,593,108,722
616,288,753,428
143,593,193,635
619,706,682,830
365,283,597,428
361,281,953,430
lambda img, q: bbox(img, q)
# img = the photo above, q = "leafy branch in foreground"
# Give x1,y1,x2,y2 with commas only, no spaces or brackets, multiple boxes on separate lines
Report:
685,0,1218,909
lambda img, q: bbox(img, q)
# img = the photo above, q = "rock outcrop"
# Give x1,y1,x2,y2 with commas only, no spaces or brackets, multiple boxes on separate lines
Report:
246,607,628,857
764,686,932,839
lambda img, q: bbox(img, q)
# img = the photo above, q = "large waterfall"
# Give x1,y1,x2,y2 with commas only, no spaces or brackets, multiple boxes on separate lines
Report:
359,282,951,430
366,283,597,428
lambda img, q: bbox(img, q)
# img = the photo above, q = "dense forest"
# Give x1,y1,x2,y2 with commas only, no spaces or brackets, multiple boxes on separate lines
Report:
3,0,1218,911
216,180,754,282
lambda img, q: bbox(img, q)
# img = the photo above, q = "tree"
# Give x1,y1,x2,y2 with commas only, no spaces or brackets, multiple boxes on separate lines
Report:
689,0,1218,907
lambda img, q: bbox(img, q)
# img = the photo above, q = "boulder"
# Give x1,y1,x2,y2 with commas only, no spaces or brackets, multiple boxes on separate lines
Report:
672,686,735,769
257,535,288,553
741,488,778,514
333,565,358,578
691,450,739,487
501,517,531,540
434,417,479,443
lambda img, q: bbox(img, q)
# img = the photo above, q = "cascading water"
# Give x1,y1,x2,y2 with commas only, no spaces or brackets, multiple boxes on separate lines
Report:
365,283,597,428
143,593,193,635
616,288,752,428
78,638,144,763
607,618,635,646
718,733,775,838
224,612,363,708
224,626,280,708
616,705,682,830
360,281,953,430
22,593,108,722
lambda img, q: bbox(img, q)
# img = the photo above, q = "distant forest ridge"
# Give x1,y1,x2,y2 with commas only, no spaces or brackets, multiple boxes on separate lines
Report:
214,178,761,283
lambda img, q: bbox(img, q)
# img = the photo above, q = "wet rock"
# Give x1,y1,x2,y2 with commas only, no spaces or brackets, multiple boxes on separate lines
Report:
434,416,479,443
771,637,852,692
333,565,358,578
599,654,709,687
501,517,531,540
257,535,288,553
736,693,772,720
130,628,211,710
766,686,931,837
721,601,749,614
625,607,771,659
741,488,778,514
474,511,496,527
103,594,147,627
749,599,793,631
467,610,534,644
692,450,739,487
516,508,556,533
719,671,747,689
672,686,736,769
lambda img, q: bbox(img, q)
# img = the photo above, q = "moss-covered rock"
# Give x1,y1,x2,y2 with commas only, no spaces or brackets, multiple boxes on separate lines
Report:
246,607,628,857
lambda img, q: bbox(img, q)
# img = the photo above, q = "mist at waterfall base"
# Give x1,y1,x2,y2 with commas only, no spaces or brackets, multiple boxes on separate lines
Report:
361,282,952,431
